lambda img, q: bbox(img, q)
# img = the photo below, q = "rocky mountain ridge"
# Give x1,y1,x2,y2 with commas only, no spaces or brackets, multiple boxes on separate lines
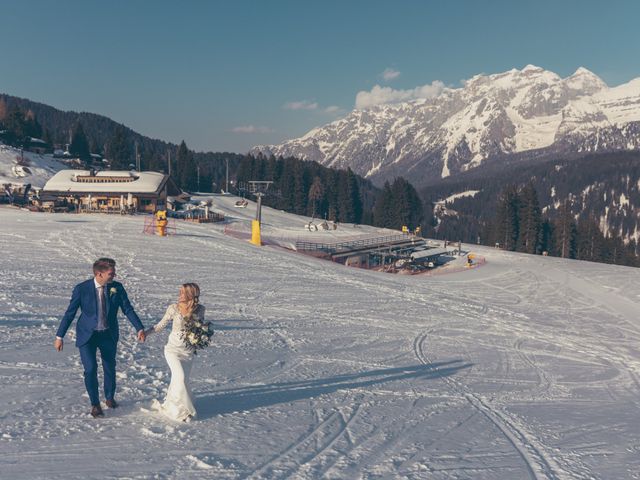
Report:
252,66,640,188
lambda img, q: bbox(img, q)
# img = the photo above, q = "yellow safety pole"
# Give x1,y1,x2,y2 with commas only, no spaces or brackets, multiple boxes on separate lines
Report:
251,219,261,246
155,210,168,236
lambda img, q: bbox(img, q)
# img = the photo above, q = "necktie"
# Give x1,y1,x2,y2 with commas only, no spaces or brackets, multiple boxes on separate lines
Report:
98,286,107,330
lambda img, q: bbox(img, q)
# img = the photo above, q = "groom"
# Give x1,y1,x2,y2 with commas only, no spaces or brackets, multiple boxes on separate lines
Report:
54,258,146,418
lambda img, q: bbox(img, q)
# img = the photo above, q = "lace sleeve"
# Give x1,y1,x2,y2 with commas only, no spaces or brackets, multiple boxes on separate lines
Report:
153,304,175,333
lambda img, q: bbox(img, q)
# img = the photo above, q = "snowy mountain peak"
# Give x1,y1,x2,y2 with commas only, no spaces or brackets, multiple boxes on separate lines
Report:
522,64,543,72
565,67,607,94
251,66,640,187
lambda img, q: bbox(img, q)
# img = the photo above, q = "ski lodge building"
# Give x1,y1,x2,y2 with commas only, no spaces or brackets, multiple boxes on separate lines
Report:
41,169,181,213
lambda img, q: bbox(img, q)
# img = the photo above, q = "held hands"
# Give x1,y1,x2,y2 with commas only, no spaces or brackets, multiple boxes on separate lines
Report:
54,338,63,351
137,329,146,343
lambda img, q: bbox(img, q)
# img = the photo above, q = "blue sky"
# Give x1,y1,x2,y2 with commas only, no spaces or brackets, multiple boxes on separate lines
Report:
1,0,639,154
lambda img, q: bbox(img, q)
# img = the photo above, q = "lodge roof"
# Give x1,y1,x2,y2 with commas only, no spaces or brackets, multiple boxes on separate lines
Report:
42,170,168,194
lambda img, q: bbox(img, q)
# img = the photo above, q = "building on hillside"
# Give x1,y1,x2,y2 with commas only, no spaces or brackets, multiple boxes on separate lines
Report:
41,169,181,213
25,137,49,155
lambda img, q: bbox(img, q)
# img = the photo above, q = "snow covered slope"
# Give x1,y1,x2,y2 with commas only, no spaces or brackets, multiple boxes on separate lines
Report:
1,205,640,479
252,66,640,186
0,144,68,189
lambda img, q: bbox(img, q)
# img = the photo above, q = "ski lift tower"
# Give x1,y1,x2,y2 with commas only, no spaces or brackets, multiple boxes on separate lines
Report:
248,180,273,246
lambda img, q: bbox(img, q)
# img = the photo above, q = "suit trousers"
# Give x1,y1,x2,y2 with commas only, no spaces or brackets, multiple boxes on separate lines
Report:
79,330,117,406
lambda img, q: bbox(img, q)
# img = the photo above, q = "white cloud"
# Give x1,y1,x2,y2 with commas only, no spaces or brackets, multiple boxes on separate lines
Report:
381,68,401,82
355,81,446,109
324,105,344,115
283,100,318,111
231,125,274,134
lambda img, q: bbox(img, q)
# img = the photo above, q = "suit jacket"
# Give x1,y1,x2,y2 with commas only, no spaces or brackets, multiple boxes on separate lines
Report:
57,279,144,346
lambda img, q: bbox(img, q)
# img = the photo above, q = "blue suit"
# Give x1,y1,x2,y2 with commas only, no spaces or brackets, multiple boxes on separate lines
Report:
57,279,144,406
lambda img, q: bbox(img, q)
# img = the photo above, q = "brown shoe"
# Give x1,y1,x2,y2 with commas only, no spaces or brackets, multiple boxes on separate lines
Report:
105,399,118,409
91,405,104,418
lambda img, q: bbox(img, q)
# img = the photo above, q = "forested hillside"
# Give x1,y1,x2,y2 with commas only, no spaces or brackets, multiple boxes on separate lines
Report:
422,152,640,266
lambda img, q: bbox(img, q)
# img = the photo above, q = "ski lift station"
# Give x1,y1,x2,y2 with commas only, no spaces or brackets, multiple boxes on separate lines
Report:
296,234,461,272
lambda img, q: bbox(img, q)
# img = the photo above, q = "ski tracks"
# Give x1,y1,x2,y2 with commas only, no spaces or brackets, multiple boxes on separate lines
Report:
247,405,360,479
413,331,567,480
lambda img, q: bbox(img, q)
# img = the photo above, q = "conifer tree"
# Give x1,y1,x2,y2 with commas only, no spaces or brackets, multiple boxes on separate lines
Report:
389,177,423,230
336,168,361,223
373,181,394,228
276,158,295,211
69,123,91,161
324,169,339,221
42,128,53,149
554,199,577,258
575,215,605,262
24,110,42,139
518,182,542,254
308,176,324,217
292,161,307,215
493,184,520,250
107,126,132,169
235,156,255,187
176,141,198,192
346,168,363,223
540,219,554,255
4,106,28,145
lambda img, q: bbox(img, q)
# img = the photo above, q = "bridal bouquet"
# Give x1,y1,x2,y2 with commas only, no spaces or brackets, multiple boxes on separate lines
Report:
180,317,214,353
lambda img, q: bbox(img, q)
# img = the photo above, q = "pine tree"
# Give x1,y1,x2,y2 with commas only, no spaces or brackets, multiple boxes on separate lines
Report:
42,128,53,149
518,182,542,254
554,199,577,258
176,141,198,192
307,176,324,217
493,184,520,250
336,169,361,223
388,177,423,230
24,110,42,139
4,106,28,145
346,168,362,223
324,169,339,221
540,219,554,255
292,161,307,215
107,126,132,169
373,181,394,228
69,123,91,161
575,215,605,262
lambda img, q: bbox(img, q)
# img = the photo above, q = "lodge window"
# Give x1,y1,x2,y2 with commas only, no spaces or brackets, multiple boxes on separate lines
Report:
76,176,137,183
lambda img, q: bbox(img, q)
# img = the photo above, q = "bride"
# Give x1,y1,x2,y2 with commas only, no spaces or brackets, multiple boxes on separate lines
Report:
146,283,205,421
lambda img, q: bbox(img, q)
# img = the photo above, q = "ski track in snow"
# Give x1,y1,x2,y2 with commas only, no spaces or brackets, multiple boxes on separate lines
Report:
2,204,640,479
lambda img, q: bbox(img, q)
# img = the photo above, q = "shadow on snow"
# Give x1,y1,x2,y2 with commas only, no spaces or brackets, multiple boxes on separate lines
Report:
195,360,471,418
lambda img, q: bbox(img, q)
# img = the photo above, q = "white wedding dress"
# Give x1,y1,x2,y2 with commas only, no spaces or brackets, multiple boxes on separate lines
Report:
150,303,205,421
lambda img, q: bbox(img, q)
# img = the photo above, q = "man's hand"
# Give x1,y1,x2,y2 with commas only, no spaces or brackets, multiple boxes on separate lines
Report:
137,329,146,343
54,338,63,352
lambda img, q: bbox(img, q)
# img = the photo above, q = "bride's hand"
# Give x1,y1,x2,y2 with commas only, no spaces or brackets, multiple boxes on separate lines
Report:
144,328,154,336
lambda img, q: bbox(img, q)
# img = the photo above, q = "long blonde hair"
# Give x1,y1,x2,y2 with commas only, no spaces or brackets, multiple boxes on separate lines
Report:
179,283,200,316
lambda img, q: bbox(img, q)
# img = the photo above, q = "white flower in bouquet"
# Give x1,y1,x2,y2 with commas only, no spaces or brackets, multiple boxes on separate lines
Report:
180,316,214,353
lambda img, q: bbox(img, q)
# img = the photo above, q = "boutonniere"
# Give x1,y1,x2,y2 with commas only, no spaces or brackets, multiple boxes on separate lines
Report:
109,287,117,296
